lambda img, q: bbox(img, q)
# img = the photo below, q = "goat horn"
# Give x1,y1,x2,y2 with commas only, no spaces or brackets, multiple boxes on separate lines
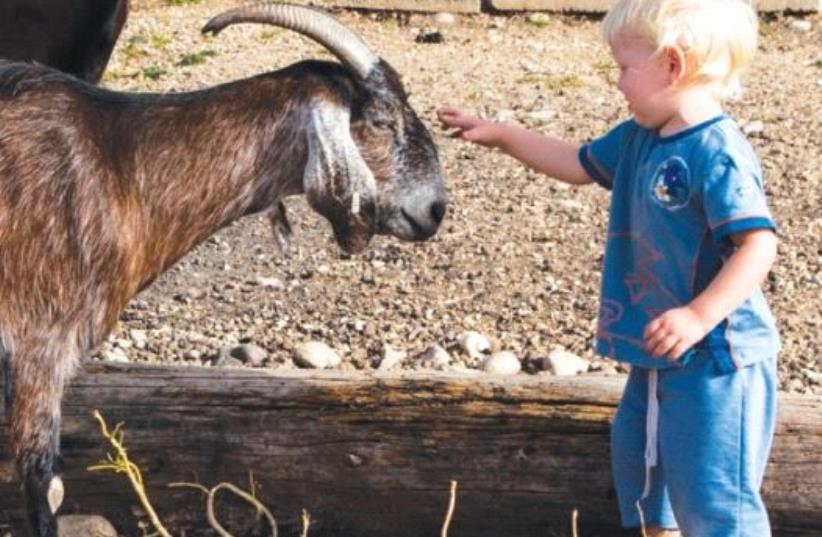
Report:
202,2,379,79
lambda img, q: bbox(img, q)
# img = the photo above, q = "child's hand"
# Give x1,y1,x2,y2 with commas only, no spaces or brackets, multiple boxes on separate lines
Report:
437,106,501,148
643,306,711,361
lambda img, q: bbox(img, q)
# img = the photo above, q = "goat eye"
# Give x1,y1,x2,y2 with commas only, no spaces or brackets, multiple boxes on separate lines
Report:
371,118,395,130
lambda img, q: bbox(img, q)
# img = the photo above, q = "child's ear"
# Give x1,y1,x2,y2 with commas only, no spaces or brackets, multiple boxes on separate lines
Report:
664,45,687,83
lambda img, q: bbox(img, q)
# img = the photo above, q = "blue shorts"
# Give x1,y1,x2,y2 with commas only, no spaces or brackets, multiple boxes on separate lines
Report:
611,351,778,536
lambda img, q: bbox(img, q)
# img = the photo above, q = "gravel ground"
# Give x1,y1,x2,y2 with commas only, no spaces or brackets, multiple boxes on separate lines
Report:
95,1,820,394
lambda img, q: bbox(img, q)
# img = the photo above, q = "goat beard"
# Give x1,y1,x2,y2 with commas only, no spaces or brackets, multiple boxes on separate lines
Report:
329,204,377,254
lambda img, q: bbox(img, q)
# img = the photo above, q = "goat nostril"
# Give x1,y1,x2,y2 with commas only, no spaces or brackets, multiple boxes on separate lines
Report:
429,200,446,225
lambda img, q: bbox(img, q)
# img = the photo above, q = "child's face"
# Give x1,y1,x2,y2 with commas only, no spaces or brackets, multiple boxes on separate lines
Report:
610,35,678,129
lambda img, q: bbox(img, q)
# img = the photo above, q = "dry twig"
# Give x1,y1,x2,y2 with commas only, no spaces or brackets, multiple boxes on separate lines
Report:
171,481,278,537
572,508,579,537
300,508,312,537
88,410,174,537
441,480,458,537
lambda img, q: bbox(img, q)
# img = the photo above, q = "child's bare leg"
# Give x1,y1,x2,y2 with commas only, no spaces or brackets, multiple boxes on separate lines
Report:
645,527,682,537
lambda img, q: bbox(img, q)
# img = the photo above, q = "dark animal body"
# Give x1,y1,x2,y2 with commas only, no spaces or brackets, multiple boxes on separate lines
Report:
0,0,128,82
0,4,446,535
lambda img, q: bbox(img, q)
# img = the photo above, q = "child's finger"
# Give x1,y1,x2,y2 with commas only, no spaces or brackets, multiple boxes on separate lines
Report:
643,319,672,351
643,316,661,338
666,340,691,361
436,107,462,123
643,317,664,341
649,333,679,357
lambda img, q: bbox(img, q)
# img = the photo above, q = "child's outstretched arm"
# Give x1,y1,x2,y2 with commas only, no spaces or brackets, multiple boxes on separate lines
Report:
437,106,593,186
643,229,779,361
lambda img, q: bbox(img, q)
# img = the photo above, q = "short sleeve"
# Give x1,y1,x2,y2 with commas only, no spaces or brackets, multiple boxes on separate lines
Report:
578,120,635,190
702,152,776,243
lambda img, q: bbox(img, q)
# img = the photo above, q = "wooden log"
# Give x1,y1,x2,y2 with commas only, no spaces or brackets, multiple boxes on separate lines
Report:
0,363,820,536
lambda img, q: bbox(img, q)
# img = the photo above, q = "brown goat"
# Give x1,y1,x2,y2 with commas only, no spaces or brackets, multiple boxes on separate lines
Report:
0,4,447,535
0,0,129,83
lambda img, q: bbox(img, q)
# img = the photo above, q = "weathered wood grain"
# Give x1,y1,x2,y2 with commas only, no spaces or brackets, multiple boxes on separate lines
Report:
1,363,819,536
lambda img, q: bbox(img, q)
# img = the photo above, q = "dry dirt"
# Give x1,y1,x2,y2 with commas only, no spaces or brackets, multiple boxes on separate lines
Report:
97,1,821,394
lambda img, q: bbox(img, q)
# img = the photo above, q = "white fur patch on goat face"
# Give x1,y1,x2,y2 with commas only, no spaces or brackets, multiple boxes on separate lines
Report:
303,102,377,215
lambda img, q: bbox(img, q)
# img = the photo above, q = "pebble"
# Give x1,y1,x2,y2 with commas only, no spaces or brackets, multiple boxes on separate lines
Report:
216,355,243,368
255,276,284,290
58,515,117,537
415,29,445,44
742,120,764,136
111,337,131,349
229,343,267,366
378,346,407,371
481,351,522,375
413,345,452,370
457,330,491,359
183,350,202,361
496,109,516,122
788,18,812,32
487,17,505,29
294,341,342,369
526,13,550,26
519,59,539,73
805,369,821,385
129,329,148,350
101,347,129,363
544,349,590,376
526,110,557,124
434,12,456,26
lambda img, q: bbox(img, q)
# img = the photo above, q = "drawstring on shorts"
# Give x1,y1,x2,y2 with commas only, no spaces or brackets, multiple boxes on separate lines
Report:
635,368,660,529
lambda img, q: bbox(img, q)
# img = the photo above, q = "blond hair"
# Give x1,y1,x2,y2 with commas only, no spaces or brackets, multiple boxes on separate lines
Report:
602,0,758,98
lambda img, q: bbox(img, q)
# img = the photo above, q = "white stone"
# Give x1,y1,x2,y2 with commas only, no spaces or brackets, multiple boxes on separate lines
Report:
487,17,506,29
378,346,407,371
112,338,132,349
101,347,129,363
545,349,590,376
294,341,342,369
526,13,550,26
789,19,812,32
496,108,516,122
255,276,284,290
129,329,148,350
527,109,557,124
434,12,457,25
742,120,764,136
58,515,117,537
415,345,452,370
481,351,521,375
457,330,491,359
519,58,539,73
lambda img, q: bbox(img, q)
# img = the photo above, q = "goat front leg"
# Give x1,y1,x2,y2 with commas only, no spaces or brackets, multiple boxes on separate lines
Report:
22,444,62,537
268,201,293,255
8,346,69,537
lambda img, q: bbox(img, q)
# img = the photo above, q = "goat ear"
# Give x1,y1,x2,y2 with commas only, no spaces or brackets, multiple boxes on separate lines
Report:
303,102,377,215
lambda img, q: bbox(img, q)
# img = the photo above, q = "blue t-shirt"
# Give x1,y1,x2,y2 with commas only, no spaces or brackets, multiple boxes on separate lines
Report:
578,115,780,372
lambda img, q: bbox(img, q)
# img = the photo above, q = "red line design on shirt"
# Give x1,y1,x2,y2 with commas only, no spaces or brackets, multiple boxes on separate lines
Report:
597,232,684,359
